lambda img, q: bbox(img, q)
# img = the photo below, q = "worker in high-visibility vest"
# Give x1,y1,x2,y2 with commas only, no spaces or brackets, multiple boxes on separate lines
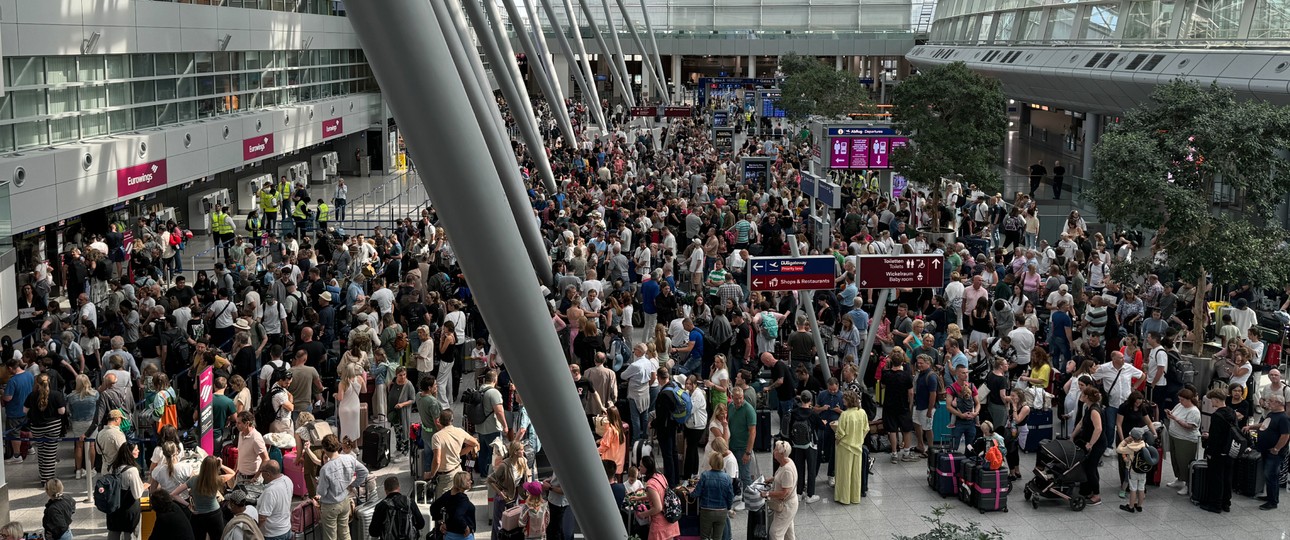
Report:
211,206,235,261
278,176,294,206
316,200,330,233
258,182,279,234
245,210,262,241
292,198,309,233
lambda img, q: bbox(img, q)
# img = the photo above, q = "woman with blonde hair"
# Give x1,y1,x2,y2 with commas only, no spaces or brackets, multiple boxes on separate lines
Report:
228,374,252,413
337,358,366,441
67,373,98,480
147,440,191,496
487,440,530,538
24,373,66,484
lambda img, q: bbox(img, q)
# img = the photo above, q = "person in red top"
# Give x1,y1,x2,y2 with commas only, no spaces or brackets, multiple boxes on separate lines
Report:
635,455,679,540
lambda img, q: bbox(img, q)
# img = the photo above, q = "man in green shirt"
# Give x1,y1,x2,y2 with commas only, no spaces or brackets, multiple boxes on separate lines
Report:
728,388,758,510
706,258,731,298
415,376,443,485
211,377,237,439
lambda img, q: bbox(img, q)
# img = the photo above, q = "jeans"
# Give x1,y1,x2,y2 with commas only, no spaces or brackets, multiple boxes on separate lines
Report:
444,533,475,540
477,431,501,477
731,444,752,489
1266,453,1285,506
547,503,572,540
335,198,347,221
57,532,73,540
791,447,818,497
949,422,977,453
1102,405,1119,449
1025,232,1037,249
1049,340,1071,372
817,428,837,477
628,398,649,442
677,354,702,377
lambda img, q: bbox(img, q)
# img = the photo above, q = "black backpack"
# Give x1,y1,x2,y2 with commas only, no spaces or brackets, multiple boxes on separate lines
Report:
256,386,286,433
790,415,815,447
1165,350,1194,387
381,494,418,540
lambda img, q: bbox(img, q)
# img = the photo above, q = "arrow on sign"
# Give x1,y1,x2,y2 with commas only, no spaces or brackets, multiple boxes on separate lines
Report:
753,262,764,272
932,259,942,269
753,279,763,287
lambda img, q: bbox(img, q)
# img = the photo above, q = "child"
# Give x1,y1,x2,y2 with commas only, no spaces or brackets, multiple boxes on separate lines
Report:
471,338,489,370
978,420,1006,452
1117,426,1154,512
624,465,644,494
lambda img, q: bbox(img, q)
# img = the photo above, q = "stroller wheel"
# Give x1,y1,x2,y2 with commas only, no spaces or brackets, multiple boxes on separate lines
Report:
1024,489,1032,501
1032,501,1039,509
1071,497,1086,512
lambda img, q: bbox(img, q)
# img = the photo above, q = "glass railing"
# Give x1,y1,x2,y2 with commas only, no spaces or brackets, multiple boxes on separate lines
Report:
520,29,919,40
149,0,344,17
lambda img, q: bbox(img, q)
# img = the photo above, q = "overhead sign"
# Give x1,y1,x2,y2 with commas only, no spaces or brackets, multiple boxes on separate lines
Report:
892,175,909,199
828,136,908,170
116,159,168,197
749,255,837,292
321,117,344,139
712,110,730,127
630,106,693,118
828,126,896,136
713,127,735,156
800,170,817,197
741,156,771,187
243,133,275,161
857,254,946,289
816,177,842,208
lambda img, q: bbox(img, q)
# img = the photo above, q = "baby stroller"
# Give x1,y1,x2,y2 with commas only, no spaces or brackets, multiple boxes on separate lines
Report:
1023,438,1088,511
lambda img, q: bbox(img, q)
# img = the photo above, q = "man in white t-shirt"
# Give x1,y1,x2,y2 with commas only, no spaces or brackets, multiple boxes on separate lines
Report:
256,461,294,540
1145,331,1170,408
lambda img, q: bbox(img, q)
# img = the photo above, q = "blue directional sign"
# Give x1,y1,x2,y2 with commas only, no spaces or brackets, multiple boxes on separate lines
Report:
799,171,817,198
749,255,838,292
827,126,896,136
816,178,841,209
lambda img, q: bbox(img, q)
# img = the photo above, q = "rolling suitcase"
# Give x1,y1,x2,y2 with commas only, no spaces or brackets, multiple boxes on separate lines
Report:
932,451,965,497
1189,459,1213,507
1022,409,1053,453
754,410,772,452
362,423,392,470
746,505,769,540
969,466,1011,513
1234,453,1265,497
349,498,377,540
292,500,321,540
932,401,953,445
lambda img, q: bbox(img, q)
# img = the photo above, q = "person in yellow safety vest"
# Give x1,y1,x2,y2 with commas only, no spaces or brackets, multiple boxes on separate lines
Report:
245,210,262,240
278,176,294,206
316,200,330,233
259,183,279,233
211,206,235,260
292,198,309,233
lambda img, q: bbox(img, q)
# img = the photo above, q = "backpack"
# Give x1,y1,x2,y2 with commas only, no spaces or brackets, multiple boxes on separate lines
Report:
1165,350,1194,387
462,387,492,427
381,494,418,540
759,313,778,339
609,336,631,372
93,466,124,513
1130,445,1159,474
661,484,683,522
256,386,286,433
664,385,693,425
789,416,815,447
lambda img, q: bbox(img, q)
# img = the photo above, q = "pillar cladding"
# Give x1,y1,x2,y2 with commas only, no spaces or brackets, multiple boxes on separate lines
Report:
343,1,628,538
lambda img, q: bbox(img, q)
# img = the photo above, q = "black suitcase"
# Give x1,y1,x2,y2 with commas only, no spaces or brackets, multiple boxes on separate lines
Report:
747,505,769,540
861,447,873,497
754,410,773,452
496,528,525,540
362,424,392,470
1234,453,1265,497
1189,459,1212,506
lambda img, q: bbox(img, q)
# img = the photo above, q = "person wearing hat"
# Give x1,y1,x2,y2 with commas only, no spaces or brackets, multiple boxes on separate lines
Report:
369,476,425,540
96,408,128,473
517,480,550,538
786,389,824,504
317,291,336,348
222,486,264,540
1116,425,1156,512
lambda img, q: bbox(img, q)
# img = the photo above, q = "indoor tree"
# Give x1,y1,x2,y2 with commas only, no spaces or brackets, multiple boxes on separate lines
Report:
890,61,1007,228
1088,80,1290,354
776,53,871,122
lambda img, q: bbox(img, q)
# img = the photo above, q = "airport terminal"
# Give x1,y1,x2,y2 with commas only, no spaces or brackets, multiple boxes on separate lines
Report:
0,0,1287,539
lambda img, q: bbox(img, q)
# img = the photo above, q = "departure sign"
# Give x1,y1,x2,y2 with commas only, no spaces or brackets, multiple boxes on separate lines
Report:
857,254,946,289
828,136,908,170
749,256,837,292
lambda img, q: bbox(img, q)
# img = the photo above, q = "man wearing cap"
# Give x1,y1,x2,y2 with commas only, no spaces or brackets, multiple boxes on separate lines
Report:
317,291,336,348
95,409,128,473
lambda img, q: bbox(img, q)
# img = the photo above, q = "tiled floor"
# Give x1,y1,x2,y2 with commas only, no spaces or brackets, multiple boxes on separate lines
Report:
9,427,1290,540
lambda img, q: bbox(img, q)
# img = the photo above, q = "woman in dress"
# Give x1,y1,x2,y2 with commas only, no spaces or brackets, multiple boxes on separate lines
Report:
833,391,870,505
837,316,862,362
23,373,66,485
597,407,628,476
336,360,366,442
1070,385,1105,506
635,456,679,540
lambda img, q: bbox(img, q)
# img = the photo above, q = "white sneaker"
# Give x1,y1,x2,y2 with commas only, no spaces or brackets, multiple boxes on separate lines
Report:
1177,485,1189,496
828,476,836,487
804,495,821,504
1103,448,1114,457
734,501,745,512
4,457,21,464
890,453,899,464
75,469,84,479
1165,480,1181,488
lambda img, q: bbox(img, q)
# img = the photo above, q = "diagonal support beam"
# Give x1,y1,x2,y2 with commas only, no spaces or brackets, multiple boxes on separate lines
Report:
613,0,668,105
592,0,636,108
502,0,578,147
342,2,625,538
637,0,669,101
539,0,608,131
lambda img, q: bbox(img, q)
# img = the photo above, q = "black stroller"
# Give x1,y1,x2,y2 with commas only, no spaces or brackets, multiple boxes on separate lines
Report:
1023,439,1088,511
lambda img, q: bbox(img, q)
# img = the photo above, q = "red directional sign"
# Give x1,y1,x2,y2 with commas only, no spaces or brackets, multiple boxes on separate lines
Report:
857,254,945,289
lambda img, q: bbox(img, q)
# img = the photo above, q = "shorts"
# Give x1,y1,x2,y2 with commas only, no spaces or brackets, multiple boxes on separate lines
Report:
883,408,915,433
914,409,934,431
5,415,27,432
1127,471,1146,492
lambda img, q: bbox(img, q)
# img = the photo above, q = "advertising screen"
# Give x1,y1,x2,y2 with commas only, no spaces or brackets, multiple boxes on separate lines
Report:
826,136,909,170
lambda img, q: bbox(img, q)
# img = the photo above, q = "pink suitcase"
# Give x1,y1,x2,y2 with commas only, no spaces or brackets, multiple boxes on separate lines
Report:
282,448,309,497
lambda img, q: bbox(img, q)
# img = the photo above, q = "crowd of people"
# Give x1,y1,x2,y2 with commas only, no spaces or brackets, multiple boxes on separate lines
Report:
1,84,1289,540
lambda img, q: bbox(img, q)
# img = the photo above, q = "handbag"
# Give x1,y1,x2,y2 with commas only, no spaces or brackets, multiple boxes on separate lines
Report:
1228,424,1251,459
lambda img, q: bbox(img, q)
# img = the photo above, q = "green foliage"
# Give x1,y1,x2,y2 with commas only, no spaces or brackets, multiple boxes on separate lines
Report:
892,505,1007,540
777,53,871,121
890,62,1008,194
1088,80,1290,287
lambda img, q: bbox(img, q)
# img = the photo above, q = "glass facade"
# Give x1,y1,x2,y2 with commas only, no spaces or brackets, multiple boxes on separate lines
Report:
540,0,912,32
930,0,1290,45
0,50,376,151
151,0,340,16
